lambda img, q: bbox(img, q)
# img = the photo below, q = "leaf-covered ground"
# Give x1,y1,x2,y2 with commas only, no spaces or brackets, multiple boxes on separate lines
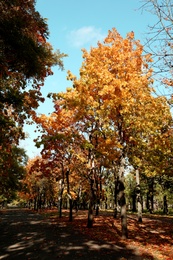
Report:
42,209,173,260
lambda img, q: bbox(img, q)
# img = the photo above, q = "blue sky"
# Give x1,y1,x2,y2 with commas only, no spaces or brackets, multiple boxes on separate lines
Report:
20,0,157,158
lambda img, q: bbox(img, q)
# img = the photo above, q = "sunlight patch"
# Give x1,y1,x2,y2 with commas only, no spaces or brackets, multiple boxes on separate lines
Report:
7,243,25,251
29,220,42,224
0,254,10,259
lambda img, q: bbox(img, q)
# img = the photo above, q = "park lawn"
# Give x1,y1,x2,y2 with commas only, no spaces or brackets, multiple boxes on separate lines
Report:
41,209,173,260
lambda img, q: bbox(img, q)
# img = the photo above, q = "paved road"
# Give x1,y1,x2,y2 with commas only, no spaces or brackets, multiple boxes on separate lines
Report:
0,208,145,260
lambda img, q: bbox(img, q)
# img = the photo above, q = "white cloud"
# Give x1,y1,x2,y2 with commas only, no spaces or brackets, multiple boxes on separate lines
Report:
67,26,106,48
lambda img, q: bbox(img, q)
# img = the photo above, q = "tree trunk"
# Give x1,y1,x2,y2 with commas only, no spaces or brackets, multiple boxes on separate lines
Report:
34,197,37,211
59,198,63,218
58,179,64,218
66,170,73,221
163,195,168,215
147,178,154,214
38,192,41,210
87,199,94,228
136,169,142,223
87,179,95,228
132,193,137,212
95,204,99,216
120,191,128,239
95,177,100,216
117,156,128,239
105,197,108,209
147,192,153,213
114,175,118,218
69,198,73,221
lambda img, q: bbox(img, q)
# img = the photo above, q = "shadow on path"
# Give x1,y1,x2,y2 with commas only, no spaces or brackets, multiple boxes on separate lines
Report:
0,209,150,260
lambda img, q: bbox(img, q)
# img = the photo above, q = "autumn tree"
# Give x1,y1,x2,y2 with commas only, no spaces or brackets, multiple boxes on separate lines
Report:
34,27,172,238
0,0,65,124
54,78,120,228
34,102,86,219
0,0,66,198
0,0,66,78
127,92,172,221
47,28,161,239
0,146,28,204
0,0,66,143
20,156,59,210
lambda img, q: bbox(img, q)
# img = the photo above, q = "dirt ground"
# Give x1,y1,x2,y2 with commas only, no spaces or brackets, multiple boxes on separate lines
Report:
67,209,173,260
0,208,172,260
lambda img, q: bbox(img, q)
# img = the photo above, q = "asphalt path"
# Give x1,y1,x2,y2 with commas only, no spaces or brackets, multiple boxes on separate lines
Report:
0,208,144,260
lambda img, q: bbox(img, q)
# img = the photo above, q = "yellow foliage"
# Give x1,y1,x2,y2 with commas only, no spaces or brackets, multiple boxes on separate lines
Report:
32,28,172,185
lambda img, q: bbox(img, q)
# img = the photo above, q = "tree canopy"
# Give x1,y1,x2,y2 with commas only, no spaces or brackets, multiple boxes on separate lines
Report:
0,0,66,200
31,28,172,237
0,0,65,79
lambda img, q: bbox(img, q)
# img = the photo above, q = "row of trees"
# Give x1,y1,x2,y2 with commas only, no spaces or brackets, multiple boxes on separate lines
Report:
125,172,173,215
1,0,173,240
20,28,173,239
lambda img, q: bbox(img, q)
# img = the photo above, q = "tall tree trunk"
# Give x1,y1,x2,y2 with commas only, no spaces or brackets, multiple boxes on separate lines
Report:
59,197,63,218
87,199,94,228
28,200,31,209
95,175,101,216
75,184,82,212
66,170,73,221
163,195,168,215
114,175,118,218
87,179,95,228
147,178,154,214
117,157,128,239
95,204,99,216
69,198,73,221
87,150,96,228
58,179,64,218
120,190,128,239
147,192,153,213
105,196,108,209
38,191,41,210
34,197,37,211
136,169,142,223
132,193,137,212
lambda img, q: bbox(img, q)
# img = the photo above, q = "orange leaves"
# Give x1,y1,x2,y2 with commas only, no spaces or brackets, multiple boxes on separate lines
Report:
104,28,121,44
57,28,159,165
31,28,173,211
66,70,77,81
